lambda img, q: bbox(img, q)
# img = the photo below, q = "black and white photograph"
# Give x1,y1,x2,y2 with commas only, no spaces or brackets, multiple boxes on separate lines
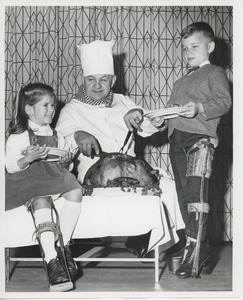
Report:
0,1,241,299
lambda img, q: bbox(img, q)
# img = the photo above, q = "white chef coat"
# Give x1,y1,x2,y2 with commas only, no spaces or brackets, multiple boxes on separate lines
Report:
56,93,157,183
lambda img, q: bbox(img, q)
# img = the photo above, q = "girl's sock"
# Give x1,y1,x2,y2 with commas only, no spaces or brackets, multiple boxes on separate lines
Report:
34,208,57,263
59,200,82,246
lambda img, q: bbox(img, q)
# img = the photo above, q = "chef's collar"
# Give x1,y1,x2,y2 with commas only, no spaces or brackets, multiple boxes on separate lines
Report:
75,85,113,107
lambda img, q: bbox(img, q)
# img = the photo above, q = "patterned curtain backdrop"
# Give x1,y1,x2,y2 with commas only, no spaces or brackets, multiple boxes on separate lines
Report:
5,6,233,241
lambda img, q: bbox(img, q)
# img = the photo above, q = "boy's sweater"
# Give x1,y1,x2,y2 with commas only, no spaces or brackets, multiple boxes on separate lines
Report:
167,64,231,140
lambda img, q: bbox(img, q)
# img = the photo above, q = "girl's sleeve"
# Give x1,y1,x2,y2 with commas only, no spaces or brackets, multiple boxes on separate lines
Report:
5,133,30,173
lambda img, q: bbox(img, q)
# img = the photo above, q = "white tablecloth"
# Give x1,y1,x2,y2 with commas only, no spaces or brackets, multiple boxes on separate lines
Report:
2,176,184,252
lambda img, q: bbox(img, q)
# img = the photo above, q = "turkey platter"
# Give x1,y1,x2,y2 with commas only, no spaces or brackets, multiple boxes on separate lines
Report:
82,152,162,196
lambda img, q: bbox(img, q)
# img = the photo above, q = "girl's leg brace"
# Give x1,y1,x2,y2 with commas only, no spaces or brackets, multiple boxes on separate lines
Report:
25,197,72,284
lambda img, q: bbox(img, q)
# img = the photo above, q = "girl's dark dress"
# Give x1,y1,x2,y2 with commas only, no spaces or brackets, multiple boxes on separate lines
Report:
5,128,81,211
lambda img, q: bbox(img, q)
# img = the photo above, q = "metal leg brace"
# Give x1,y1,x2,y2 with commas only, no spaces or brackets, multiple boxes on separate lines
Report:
26,197,73,291
186,138,214,278
187,201,209,277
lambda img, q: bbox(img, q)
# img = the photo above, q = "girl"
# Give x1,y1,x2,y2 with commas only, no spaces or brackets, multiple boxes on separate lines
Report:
5,83,83,292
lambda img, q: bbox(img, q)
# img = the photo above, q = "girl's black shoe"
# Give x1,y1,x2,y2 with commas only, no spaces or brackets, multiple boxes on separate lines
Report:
56,245,78,281
47,258,73,292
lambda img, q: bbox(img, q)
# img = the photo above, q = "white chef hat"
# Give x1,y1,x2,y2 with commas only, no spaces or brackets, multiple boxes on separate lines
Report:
77,40,115,77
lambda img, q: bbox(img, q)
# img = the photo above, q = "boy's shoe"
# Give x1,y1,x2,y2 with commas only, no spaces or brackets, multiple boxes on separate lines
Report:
47,258,73,292
56,244,78,281
175,240,210,279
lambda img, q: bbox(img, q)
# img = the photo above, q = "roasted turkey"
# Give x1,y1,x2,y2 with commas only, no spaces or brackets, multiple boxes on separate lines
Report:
82,152,161,196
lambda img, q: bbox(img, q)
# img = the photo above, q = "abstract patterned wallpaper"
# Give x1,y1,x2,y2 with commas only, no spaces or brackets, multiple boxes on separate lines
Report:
5,6,233,241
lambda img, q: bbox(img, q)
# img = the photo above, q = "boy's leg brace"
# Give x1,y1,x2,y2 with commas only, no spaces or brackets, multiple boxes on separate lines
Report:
186,138,214,278
25,197,72,284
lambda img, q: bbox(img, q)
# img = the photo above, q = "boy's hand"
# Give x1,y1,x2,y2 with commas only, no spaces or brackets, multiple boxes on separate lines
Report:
124,109,143,132
179,102,204,118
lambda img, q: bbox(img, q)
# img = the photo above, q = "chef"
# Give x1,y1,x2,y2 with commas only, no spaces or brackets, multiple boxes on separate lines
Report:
56,39,183,259
56,39,157,183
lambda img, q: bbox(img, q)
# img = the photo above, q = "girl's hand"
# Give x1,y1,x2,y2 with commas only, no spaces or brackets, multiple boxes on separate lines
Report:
24,144,49,163
59,151,72,169
18,144,49,169
59,151,72,164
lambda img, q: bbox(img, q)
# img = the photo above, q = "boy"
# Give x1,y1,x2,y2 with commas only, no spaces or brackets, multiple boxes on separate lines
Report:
151,22,231,278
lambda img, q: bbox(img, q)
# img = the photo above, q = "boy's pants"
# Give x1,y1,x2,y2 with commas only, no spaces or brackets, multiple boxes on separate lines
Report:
169,129,215,241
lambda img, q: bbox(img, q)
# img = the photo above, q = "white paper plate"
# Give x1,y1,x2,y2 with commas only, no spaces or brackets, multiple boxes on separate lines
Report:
144,107,187,119
45,147,69,162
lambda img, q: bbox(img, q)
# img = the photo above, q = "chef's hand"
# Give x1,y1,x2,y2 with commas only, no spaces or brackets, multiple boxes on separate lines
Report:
124,108,143,132
74,130,101,157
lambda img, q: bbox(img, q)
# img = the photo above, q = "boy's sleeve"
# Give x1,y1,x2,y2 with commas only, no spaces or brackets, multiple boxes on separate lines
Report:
202,67,232,120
